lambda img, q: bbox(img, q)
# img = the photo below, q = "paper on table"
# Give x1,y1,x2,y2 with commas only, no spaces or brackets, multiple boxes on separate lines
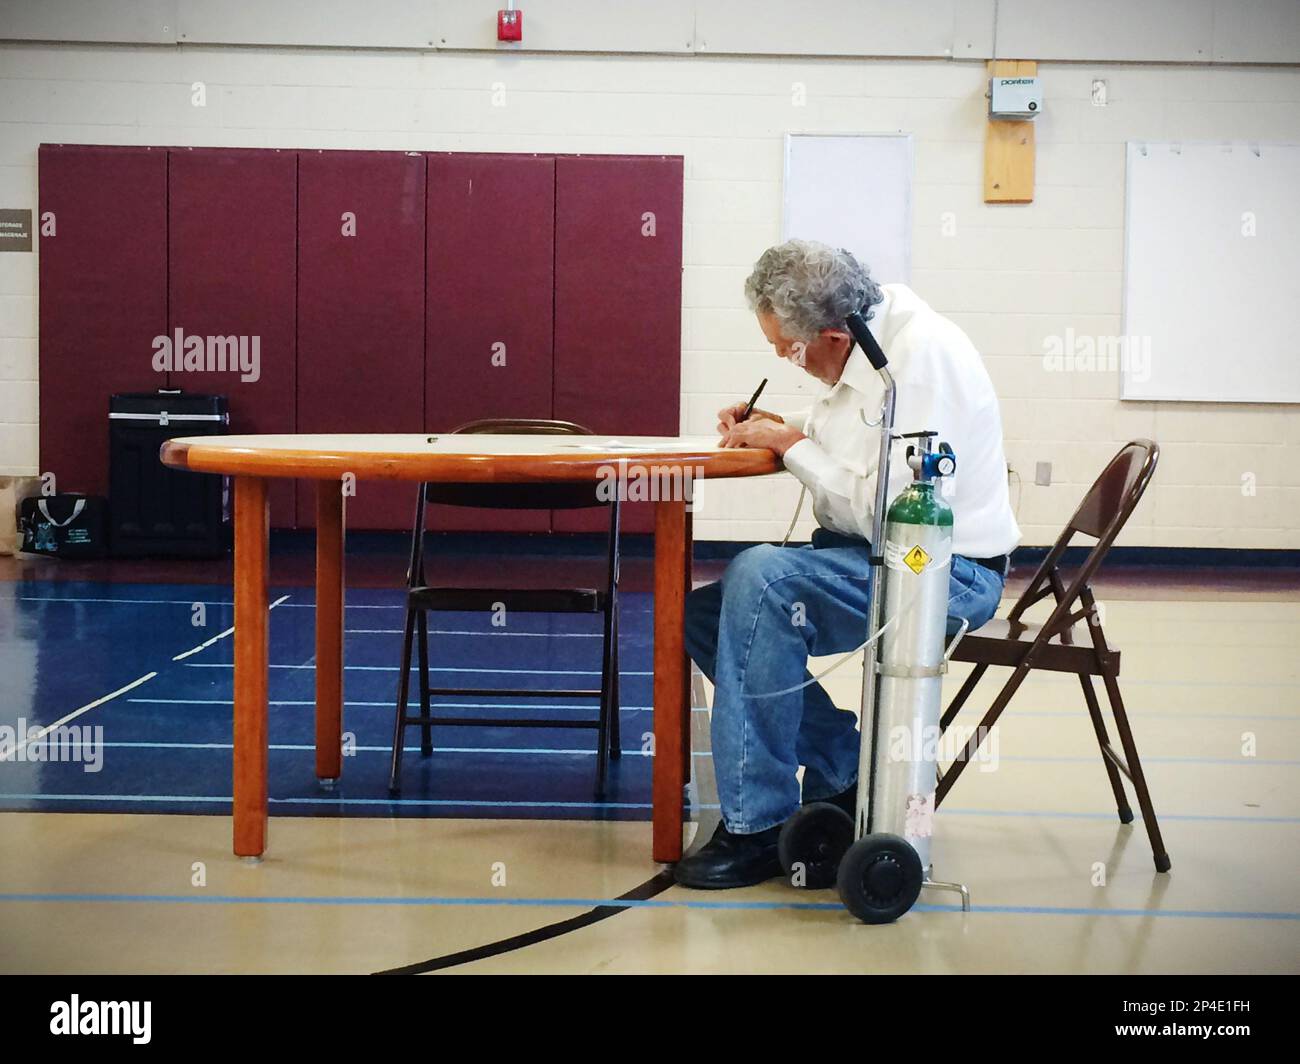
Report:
559,439,707,452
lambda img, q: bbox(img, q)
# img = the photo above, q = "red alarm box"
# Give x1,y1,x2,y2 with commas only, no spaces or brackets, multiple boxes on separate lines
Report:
497,9,523,41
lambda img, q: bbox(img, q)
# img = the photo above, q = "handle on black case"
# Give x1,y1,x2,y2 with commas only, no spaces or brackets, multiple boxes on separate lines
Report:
845,310,888,371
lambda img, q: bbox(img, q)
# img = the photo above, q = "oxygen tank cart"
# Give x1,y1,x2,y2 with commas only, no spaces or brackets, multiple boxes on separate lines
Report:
776,311,972,924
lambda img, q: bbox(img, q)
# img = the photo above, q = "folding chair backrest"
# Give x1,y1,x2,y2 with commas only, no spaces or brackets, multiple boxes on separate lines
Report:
1068,440,1158,540
1007,440,1159,624
451,418,591,436
423,417,608,510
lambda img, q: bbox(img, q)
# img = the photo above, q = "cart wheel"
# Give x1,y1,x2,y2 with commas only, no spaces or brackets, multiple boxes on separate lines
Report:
778,802,855,889
836,833,923,924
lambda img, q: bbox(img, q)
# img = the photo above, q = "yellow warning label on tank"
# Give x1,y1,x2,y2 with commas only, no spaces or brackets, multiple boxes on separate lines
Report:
903,545,930,574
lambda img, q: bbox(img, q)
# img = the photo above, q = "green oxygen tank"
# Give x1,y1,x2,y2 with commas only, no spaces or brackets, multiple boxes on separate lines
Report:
870,435,956,876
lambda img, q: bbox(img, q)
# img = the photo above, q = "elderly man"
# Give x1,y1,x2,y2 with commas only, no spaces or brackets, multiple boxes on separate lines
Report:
675,239,1020,889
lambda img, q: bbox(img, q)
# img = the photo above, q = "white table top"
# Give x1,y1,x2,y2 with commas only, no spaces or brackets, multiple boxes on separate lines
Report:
160,433,781,482
172,433,725,455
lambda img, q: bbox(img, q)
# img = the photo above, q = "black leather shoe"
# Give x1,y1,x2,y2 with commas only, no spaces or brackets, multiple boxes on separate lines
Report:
673,821,783,889
804,781,858,820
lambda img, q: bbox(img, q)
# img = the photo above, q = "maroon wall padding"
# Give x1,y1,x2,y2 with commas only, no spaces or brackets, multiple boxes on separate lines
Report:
553,155,684,534
168,147,298,526
296,150,426,530
424,152,557,533
38,146,685,538
38,145,168,497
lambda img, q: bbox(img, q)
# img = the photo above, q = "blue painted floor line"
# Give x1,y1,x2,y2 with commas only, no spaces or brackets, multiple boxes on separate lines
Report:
1007,710,1300,721
941,807,1300,823
0,793,659,810
19,736,1300,770
2,793,1297,824
119,697,1299,723
0,891,1293,921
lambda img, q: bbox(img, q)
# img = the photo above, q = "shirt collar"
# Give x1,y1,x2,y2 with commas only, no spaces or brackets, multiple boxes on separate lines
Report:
827,285,892,396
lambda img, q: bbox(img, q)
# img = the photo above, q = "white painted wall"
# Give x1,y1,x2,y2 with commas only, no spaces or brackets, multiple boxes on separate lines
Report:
0,39,1297,545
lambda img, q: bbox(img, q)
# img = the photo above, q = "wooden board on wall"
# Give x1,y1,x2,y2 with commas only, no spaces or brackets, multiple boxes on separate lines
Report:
296,149,427,530
553,155,684,534
984,59,1037,203
425,152,557,534
168,147,298,526
38,144,167,497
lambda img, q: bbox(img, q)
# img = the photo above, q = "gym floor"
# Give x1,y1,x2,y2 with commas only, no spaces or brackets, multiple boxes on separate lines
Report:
1,541,1297,974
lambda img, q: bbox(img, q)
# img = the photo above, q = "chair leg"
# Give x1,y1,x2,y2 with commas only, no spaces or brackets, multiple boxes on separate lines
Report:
1078,673,1133,823
1101,666,1172,873
416,610,433,757
680,662,691,785
609,608,621,759
595,602,617,796
941,662,989,732
936,664,1032,807
388,605,418,794
594,725,609,797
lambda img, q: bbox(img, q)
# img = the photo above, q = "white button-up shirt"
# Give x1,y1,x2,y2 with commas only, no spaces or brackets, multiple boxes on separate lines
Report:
781,283,1021,559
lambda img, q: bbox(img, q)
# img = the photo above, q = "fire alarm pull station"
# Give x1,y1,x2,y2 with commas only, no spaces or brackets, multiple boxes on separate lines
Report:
498,5,522,42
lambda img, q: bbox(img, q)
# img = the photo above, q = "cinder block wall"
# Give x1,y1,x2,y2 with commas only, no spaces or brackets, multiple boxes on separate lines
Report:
2,3,1298,545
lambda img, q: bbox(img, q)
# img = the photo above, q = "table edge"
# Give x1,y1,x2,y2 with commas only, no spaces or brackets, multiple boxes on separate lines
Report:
159,439,782,481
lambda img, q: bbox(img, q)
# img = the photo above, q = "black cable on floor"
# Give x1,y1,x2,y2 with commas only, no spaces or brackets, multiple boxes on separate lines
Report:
372,870,677,975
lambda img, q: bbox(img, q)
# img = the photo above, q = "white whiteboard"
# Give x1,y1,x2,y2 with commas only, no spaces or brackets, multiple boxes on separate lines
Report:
782,134,912,284
1122,141,1300,403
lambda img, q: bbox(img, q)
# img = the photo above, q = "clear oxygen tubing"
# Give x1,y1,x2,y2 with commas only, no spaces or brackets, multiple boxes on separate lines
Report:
740,574,924,699
742,584,971,699
745,375,900,701
780,484,806,547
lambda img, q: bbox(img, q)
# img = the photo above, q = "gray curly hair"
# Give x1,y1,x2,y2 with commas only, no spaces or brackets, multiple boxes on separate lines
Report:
743,239,883,342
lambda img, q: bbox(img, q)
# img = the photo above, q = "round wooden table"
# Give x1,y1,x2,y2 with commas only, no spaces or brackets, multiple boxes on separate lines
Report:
161,433,779,862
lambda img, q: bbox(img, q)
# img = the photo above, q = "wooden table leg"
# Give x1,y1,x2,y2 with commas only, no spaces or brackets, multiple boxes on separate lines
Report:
233,476,269,858
653,498,688,864
315,481,345,782
682,507,693,784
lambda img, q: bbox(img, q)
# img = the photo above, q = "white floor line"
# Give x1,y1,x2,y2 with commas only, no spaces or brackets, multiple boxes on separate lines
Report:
183,663,654,676
171,594,291,661
346,628,605,638
126,696,709,712
14,596,235,606
8,595,652,616
275,602,654,614
126,696,664,709
0,672,158,760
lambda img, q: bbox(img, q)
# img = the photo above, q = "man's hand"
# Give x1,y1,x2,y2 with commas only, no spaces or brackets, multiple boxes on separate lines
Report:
716,402,783,434
720,417,806,458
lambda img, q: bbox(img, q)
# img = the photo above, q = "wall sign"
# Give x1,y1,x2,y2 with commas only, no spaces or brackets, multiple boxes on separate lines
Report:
0,209,33,251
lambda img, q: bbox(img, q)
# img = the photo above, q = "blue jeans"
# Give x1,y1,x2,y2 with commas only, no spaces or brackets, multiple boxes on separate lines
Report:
684,530,1005,834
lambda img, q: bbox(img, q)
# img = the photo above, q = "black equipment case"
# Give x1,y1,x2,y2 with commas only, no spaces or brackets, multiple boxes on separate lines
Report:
108,390,230,558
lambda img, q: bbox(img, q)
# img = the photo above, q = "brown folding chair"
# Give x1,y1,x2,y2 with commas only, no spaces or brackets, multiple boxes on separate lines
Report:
388,418,622,796
938,439,1171,872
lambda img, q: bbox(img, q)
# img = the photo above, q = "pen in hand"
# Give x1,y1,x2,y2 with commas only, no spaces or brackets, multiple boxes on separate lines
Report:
739,378,768,422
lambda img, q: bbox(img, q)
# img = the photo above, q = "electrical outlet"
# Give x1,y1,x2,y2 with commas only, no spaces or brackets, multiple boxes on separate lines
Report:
1035,461,1052,486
